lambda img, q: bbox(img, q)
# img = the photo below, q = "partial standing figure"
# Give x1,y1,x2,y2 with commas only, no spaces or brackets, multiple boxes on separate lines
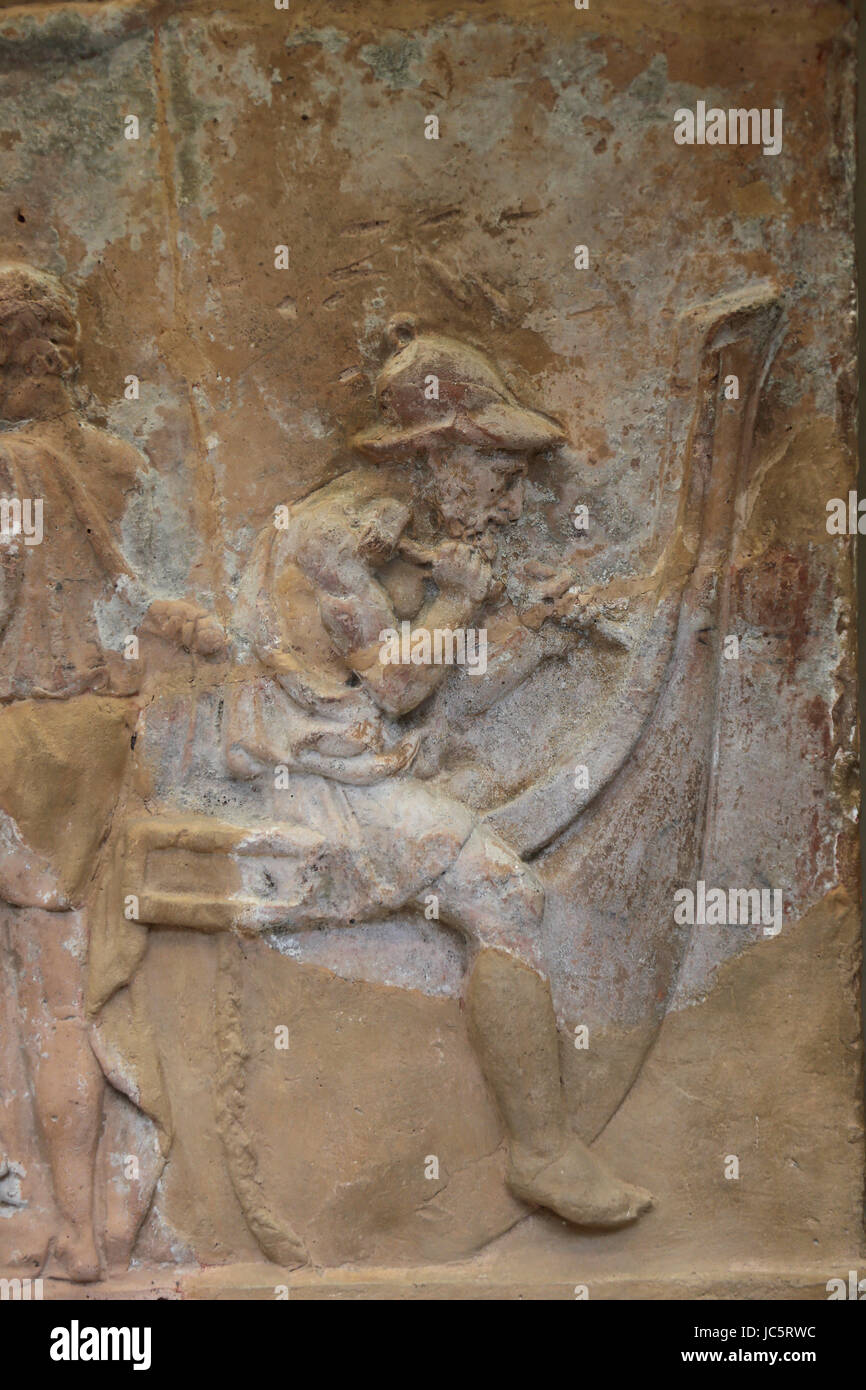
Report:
0,264,223,1280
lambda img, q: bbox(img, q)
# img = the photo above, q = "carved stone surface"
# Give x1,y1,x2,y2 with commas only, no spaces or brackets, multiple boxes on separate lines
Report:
0,0,861,1300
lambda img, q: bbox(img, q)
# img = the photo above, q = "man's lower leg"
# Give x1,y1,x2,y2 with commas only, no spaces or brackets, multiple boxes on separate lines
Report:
466,948,653,1228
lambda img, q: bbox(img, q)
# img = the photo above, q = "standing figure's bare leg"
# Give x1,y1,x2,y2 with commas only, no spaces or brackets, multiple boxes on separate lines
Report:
8,907,103,1281
428,826,653,1228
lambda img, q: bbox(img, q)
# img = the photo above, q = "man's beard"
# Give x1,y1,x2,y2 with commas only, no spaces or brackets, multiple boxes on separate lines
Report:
435,508,499,555
418,470,510,558
446,513,501,561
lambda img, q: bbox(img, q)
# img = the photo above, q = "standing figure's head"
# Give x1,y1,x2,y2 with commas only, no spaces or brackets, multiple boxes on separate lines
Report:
351,314,565,540
0,263,79,422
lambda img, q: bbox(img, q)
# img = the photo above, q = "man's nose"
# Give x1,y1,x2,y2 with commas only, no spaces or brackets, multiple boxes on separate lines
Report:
505,482,524,516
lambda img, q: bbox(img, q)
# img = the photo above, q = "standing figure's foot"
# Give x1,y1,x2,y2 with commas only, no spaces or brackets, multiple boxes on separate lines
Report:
53,1224,102,1283
508,1137,653,1229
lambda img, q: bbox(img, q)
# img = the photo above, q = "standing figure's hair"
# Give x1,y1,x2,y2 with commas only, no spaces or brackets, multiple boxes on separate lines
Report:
0,262,79,378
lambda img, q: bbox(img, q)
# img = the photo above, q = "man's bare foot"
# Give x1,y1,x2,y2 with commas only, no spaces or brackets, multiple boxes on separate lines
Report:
53,1225,102,1283
508,1138,653,1229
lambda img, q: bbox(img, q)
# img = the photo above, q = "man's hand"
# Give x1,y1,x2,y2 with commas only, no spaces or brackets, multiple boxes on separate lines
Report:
294,733,420,785
516,559,573,593
142,599,227,657
397,537,493,603
514,561,634,649
552,588,633,648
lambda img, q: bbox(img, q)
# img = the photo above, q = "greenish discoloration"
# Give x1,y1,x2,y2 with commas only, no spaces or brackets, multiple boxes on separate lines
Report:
625,53,671,117
284,27,349,56
359,38,423,89
164,24,214,206
0,36,156,200
0,9,143,71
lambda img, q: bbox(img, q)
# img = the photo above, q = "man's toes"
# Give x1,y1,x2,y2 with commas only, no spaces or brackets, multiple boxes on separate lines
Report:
624,1183,654,1219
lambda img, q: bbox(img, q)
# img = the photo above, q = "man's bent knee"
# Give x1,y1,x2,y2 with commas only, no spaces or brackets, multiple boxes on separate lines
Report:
424,825,546,972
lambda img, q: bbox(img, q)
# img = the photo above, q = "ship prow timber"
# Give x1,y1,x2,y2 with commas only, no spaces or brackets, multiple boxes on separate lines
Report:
488,281,785,858
511,281,786,1142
